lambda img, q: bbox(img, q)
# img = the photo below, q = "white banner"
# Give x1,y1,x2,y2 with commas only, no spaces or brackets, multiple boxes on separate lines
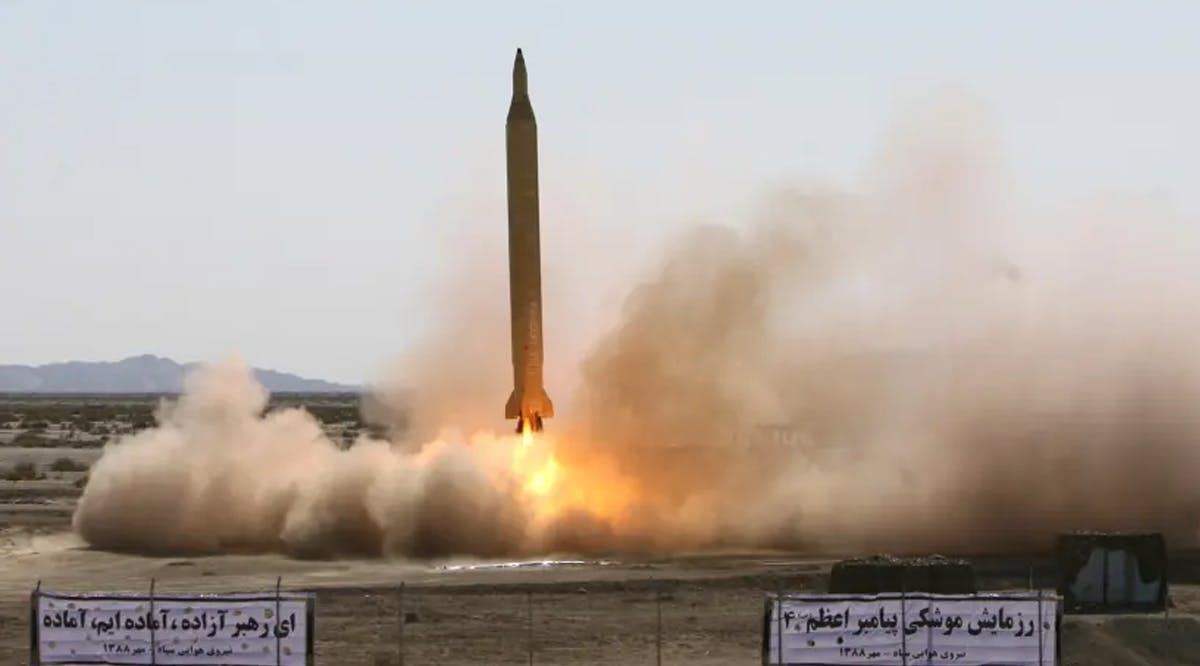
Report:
33,590,313,665
764,592,1057,665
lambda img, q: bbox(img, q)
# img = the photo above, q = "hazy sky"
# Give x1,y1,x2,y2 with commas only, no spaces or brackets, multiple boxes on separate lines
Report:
3,1,1197,384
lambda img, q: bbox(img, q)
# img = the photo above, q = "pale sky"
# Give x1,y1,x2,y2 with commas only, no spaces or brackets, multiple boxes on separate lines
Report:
3,1,1197,384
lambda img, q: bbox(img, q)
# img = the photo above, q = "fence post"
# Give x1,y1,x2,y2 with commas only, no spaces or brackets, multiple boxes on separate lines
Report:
1037,587,1044,666
526,590,534,666
655,580,663,666
29,580,41,666
398,582,406,666
775,581,784,666
1102,547,1110,606
275,576,283,666
149,578,157,666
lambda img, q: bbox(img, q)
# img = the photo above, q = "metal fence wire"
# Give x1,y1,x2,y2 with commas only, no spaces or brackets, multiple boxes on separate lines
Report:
26,578,1085,666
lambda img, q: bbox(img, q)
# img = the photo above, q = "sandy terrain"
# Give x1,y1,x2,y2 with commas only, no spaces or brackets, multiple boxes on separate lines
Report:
0,449,102,466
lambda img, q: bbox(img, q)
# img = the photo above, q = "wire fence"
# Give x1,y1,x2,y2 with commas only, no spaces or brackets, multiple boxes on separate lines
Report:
28,577,775,666
20,547,1193,665
45,562,1187,665
313,580,764,666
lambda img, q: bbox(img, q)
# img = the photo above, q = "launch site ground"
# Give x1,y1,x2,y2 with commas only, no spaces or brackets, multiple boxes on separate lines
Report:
2,395,1199,665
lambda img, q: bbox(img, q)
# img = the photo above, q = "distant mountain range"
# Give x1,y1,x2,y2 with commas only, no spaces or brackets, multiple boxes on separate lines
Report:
0,355,358,394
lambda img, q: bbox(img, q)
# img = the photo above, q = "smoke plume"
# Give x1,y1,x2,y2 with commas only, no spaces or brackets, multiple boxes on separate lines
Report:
74,91,1200,558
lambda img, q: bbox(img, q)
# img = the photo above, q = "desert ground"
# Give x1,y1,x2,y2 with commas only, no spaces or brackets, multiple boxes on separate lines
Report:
2,395,1198,666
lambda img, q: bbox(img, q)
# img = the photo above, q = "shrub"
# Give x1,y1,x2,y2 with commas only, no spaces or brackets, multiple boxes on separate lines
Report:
1,461,42,481
12,431,52,447
49,457,88,473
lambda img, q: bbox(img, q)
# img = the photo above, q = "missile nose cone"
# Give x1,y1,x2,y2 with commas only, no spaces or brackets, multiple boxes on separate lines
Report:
512,48,528,97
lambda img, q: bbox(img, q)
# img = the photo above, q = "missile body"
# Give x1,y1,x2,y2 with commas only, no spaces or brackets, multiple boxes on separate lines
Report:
505,48,554,433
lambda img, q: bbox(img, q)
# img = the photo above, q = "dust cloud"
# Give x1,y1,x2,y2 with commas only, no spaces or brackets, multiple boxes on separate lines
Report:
72,356,537,558
74,92,1200,558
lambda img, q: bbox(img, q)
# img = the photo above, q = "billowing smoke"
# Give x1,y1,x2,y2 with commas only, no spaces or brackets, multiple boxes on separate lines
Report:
567,91,1200,554
74,91,1200,558
73,357,531,558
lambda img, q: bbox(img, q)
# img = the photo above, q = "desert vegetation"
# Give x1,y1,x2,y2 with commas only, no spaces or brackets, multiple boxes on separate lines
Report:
0,395,366,520
48,457,88,473
0,394,364,448
0,461,42,482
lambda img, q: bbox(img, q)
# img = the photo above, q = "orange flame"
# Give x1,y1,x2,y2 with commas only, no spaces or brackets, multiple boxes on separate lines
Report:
514,420,560,500
507,422,642,534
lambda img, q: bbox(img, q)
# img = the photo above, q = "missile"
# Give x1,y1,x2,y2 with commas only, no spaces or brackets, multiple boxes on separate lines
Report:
504,48,554,433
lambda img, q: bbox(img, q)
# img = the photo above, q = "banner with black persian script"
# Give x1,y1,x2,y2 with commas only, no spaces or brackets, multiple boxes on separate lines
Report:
33,590,313,666
763,592,1057,665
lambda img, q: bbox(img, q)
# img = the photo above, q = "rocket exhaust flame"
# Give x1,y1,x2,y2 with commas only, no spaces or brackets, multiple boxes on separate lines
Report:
516,424,559,499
